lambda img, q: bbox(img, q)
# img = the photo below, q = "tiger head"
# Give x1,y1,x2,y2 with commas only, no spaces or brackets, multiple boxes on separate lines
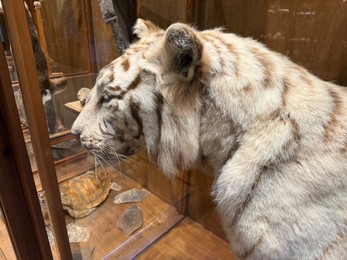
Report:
72,19,205,177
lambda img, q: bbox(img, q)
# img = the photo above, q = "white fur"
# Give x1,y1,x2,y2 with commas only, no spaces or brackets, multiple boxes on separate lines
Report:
72,19,347,259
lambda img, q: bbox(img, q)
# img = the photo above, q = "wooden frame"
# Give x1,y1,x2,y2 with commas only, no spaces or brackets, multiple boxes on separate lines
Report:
2,0,72,259
0,29,52,260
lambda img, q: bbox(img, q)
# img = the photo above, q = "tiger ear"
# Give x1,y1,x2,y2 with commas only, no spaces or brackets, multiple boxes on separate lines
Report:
133,18,162,39
163,23,202,81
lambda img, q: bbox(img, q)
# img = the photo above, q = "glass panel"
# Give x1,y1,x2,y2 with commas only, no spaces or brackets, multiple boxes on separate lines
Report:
4,0,345,259
2,1,188,258
1,7,26,260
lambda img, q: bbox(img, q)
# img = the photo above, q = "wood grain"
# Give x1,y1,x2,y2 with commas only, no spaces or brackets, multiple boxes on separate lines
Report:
3,0,72,258
138,217,236,259
198,0,347,86
0,7,52,259
137,0,188,28
90,0,120,71
0,220,16,260
39,0,91,75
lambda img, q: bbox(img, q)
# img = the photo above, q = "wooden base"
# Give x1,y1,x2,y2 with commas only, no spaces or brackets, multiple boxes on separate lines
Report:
59,166,183,259
0,218,16,259
64,101,82,113
138,218,236,259
0,166,235,259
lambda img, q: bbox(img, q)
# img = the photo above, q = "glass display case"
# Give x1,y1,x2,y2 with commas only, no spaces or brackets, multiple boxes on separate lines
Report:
0,0,234,259
1,0,346,259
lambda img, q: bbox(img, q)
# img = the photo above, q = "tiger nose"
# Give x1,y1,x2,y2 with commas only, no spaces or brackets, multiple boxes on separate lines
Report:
71,125,82,139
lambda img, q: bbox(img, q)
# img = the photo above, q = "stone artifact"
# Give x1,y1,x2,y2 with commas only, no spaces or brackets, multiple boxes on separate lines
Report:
110,181,122,191
60,171,111,218
46,223,91,244
117,205,143,236
67,223,91,243
113,188,148,204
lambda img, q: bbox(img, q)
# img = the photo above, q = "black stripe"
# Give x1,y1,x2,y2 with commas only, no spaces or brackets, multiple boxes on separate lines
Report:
121,58,130,71
250,46,275,88
154,92,164,146
238,233,266,259
99,122,109,135
127,75,141,91
231,167,265,227
115,127,125,142
129,97,143,139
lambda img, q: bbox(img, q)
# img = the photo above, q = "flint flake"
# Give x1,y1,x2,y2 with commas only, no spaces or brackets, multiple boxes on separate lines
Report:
117,205,143,236
113,188,148,204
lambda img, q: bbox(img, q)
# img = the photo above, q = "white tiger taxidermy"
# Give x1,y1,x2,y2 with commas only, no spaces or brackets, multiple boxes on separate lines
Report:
72,19,347,259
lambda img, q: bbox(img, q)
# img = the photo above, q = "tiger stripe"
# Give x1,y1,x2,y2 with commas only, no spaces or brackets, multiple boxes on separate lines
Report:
230,167,265,227
324,88,343,142
129,97,143,139
319,234,347,260
128,75,141,91
121,58,130,71
251,47,276,88
201,32,240,77
238,233,266,259
101,75,141,102
298,66,314,88
213,33,240,77
201,33,225,74
282,77,291,107
115,127,125,142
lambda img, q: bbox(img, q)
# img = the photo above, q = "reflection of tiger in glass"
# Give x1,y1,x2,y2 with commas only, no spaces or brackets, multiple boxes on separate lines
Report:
72,19,347,259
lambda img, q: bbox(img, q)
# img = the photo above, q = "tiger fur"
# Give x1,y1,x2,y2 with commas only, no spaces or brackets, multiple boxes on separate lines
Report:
72,19,347,259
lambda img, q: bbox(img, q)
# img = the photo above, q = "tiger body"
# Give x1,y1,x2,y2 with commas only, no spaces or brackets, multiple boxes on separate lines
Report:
72,19,347,259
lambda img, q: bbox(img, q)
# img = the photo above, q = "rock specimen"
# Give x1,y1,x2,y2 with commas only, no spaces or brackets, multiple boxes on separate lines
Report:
46,223,91,244
117,205,143,236
113,188,148,204
67,223,91,243
110,182,122,192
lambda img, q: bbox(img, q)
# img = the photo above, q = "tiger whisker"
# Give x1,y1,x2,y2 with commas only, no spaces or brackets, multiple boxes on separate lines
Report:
91,150,120,173
103,145,145,166
95,154,106,175
95,144,122,171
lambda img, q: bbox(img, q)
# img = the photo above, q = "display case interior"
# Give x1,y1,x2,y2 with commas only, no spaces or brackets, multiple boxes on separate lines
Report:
2,0,346,259
0,0,233,259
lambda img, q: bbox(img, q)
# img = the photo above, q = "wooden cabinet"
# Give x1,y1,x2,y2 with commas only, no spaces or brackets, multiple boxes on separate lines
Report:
1,0,346,259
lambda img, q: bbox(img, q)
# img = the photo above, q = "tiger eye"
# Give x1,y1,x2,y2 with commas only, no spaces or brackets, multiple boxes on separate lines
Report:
105,85,121,92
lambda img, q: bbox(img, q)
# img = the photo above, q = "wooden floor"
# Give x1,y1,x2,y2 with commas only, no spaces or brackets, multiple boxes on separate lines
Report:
137,218,236,259
0,218,16,260
0,167,236,259
0,218,235,260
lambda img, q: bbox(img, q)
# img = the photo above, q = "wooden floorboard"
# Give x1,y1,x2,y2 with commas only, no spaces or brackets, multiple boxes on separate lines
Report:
137,217,236,260
0,218,16,260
